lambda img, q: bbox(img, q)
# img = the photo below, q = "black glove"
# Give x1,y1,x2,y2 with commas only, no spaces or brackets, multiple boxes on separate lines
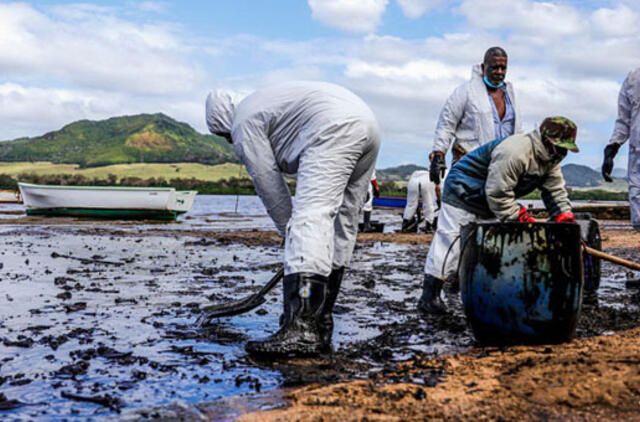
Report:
429,151,446,184
601,143,621,182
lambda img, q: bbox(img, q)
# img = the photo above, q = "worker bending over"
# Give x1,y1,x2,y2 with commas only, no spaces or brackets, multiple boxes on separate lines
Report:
361,170,380,232
402,170,440,233
419,117,578,314
206,81,380,356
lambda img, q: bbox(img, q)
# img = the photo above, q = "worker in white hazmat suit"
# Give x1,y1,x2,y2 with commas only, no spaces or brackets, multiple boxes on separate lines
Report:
602,68,640,232
420,117,577,314
206,81,380,356
361,170,380,232
429,46,522,185
402,170,441,233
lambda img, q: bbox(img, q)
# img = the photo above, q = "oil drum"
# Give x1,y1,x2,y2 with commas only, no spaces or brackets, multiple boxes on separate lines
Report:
576,213,602,292
459,222,584,345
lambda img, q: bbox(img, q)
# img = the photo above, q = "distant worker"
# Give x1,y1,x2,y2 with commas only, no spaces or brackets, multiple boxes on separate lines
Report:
206,81,380,356
361,170,380,232
402,170,439,233
602,68,640,232
429,46,522,185
419,117,578,314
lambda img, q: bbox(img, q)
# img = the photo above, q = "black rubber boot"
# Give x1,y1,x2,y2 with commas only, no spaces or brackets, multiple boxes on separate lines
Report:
444,273,460,293
363,211,372,232
246,273,329,357
401,217,417,233
417,274,446,314
319,267,344,349
423,221,434,234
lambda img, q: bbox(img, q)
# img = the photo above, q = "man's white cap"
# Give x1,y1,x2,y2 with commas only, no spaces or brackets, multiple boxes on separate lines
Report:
205,89,245,134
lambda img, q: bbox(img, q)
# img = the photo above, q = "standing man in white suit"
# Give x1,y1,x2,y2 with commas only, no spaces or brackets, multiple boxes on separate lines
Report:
429,47,522,185
206,81,381,356
602,68,640,232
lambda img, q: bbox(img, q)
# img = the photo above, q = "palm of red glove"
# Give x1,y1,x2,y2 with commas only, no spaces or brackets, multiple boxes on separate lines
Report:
553,212,575,223
518,206,536,223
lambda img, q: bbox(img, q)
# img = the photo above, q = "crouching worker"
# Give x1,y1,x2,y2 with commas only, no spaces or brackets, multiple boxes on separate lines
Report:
206,82,380,356
419,117,578,314
402,169,442,233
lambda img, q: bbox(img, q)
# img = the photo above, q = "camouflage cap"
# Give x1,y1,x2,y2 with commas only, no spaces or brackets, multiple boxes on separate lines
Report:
539,116,578,152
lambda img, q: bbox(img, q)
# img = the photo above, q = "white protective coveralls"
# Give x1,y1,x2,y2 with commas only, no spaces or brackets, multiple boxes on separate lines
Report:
433,64,522,155
206,81,381,276
608,68,640,231
362,170,377,213
403,170,440,225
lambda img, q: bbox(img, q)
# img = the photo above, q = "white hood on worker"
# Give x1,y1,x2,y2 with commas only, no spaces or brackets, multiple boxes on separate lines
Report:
205,89,245,134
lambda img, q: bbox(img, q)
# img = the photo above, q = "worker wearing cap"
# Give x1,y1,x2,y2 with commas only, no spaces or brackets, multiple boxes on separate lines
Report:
205,81,380,356
419,117,578,314
602,68,640,232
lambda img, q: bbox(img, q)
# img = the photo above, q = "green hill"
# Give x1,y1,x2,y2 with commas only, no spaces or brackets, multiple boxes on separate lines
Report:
0,113,236,168
377,164,428,182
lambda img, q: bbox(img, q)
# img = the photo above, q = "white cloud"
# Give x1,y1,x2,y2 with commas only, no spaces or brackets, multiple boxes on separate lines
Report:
590,5,639,37
308,0,389,33
137,2,168,14
396,0,443,18
0,3,204,95
458,0,583,37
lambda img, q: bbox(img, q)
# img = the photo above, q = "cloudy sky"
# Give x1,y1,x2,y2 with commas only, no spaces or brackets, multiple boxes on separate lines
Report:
1,0,638,170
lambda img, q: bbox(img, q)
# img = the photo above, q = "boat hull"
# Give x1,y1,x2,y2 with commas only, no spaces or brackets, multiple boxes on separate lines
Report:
19,183,197,220
25,208,183,220
459,222,583,345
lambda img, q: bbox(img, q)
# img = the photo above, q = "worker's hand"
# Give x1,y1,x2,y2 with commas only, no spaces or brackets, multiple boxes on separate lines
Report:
553,211,576,223
601,143,621,182
429,151,446,184
518,205,536,223
372,180,380,198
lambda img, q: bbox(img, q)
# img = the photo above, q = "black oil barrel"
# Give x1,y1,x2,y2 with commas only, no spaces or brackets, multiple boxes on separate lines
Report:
576,213,602,292
459,222,584,345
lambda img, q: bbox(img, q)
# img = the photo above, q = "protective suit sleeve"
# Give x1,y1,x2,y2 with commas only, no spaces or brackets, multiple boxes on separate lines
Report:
609,76,632,146
485,149,526,221
433,86,467,153
540,164,571,219
233,128,292,236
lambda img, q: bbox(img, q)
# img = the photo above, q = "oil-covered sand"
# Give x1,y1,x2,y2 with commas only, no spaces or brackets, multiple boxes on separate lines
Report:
0,197,639,421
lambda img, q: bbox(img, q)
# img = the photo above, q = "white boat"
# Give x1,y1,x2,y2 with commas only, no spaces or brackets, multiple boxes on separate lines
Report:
0,190,21,203
18,182,197,220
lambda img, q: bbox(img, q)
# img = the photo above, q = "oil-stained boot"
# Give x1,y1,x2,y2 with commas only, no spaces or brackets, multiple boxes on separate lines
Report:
319,267,344,349
402,217,417,233
246,273,328,357
363,211,373,232
418,274,446,314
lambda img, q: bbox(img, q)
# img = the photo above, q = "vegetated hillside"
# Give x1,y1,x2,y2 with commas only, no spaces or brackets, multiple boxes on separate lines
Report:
378,163,627,190
0,113,236,168
561,164,602,187
377,164,428,182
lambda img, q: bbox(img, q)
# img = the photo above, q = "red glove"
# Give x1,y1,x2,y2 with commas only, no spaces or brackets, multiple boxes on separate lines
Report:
371,179,380,198
518,206,536,223
553,212,575,223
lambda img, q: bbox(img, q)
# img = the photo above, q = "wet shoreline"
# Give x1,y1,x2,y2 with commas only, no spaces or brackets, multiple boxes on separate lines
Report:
0,199,639,420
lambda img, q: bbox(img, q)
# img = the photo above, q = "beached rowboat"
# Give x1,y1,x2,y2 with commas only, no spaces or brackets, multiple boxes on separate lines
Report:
18,182,197,220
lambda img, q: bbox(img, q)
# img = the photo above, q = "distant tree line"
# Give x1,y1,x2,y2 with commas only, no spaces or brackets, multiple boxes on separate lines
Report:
0,173,628,201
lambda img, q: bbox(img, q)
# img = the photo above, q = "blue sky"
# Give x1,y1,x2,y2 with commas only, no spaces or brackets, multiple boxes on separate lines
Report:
1,0,638,171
